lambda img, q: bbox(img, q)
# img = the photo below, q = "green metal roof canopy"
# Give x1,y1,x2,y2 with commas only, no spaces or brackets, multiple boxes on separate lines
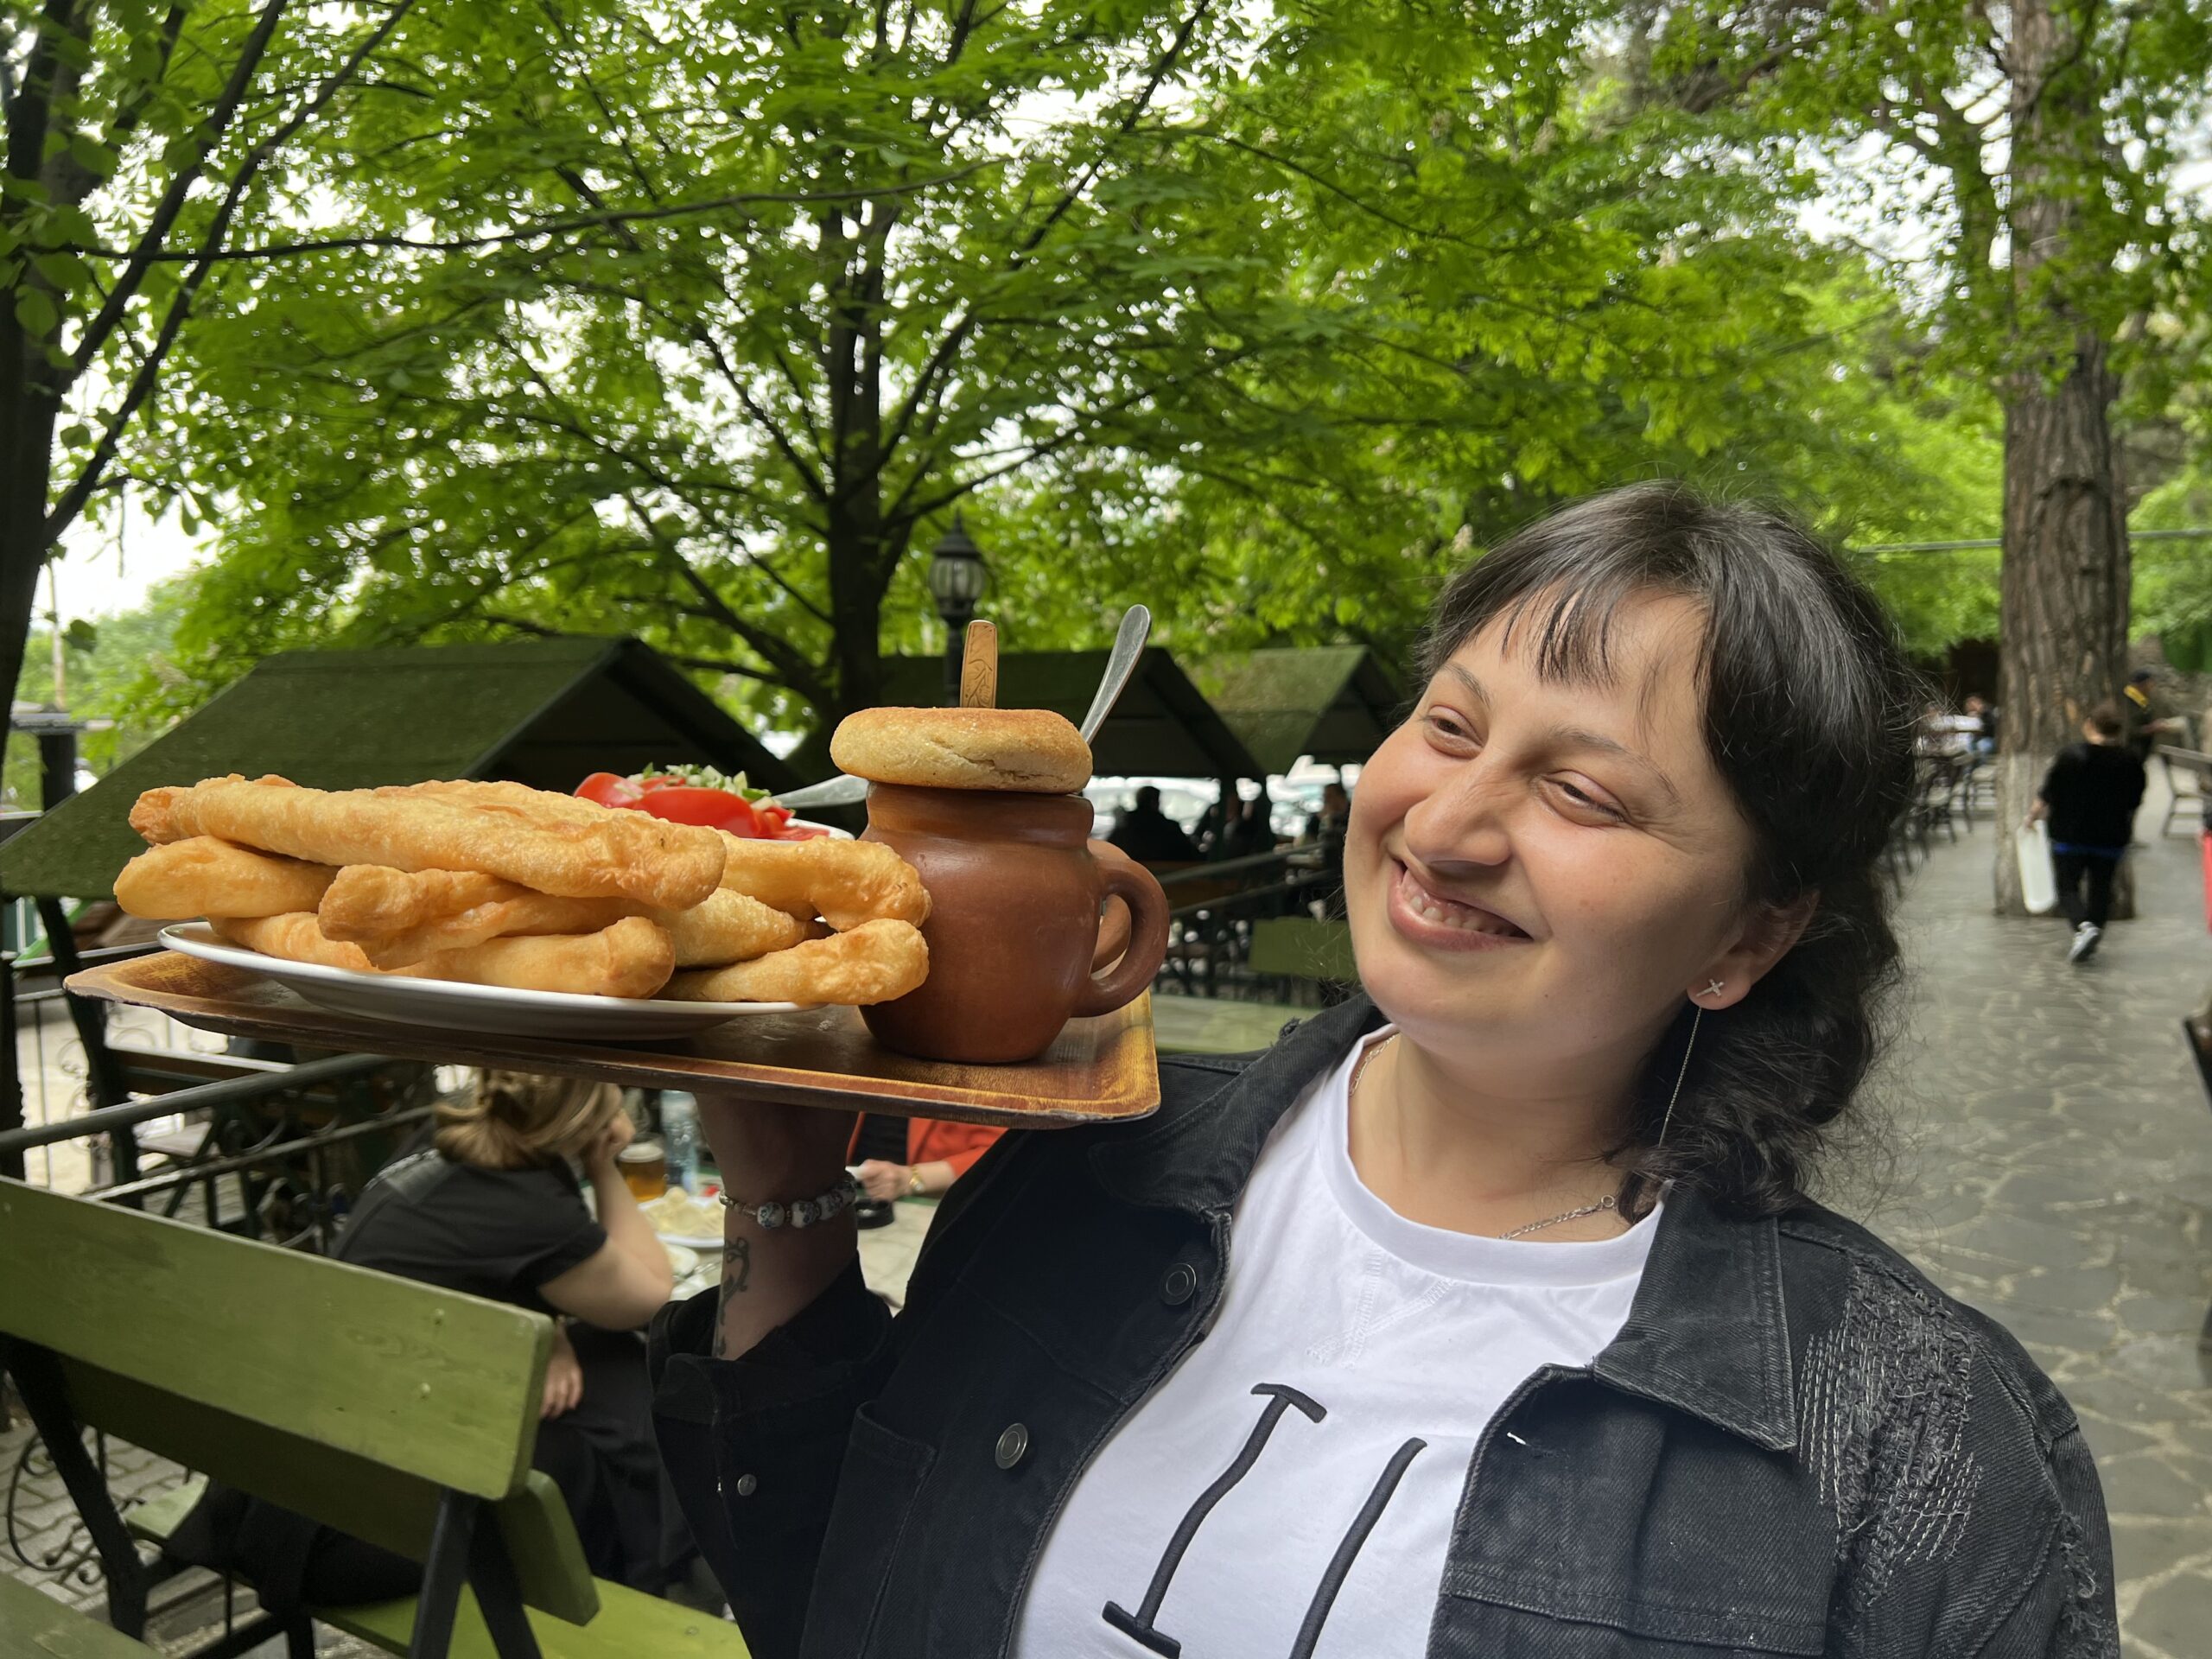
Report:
878,647,1264,780
1,638,799,901
1186,645,1405,775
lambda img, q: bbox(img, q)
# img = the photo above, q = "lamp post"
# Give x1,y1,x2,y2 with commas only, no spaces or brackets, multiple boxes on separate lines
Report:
925,513,988,706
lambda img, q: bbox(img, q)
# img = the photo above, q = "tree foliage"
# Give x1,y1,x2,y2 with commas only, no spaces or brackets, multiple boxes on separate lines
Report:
1,0,428,728
144,0,2021,751
4,572,182,804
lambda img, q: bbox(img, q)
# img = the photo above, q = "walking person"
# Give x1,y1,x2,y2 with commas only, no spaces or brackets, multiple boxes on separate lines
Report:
656,483,2113,1659
2028,701,2147,964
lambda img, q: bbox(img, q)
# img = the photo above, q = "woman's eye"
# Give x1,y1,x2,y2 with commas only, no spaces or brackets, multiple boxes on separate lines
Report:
1554,780,1624,821
1422,713,1477,745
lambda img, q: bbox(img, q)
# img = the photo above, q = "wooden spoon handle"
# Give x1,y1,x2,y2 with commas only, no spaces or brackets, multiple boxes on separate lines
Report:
961,620,999,709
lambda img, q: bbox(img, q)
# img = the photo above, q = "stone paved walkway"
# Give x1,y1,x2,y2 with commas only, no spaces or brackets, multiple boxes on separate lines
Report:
10,781,2212,1653
1864,779,2212,1657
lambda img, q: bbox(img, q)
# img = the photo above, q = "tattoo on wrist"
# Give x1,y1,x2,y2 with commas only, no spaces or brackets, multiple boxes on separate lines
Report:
712,1240,751,1360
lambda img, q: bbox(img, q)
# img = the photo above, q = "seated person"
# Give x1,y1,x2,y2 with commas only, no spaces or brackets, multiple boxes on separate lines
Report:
167,1071,679,1610
1225,790,1282,859
852,1116,1005,1203
1106,785,1201,863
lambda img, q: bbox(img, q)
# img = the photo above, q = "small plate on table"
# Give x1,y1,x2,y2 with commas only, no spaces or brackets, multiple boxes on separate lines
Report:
157,924,802,1041
640,1190,726,1250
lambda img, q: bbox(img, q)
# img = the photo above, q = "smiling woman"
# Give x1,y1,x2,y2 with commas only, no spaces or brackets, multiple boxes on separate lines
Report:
1348,484,1921,1225
653,482,2117,1659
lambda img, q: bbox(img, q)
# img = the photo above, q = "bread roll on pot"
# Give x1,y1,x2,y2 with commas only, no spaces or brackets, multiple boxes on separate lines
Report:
830,707,1091,794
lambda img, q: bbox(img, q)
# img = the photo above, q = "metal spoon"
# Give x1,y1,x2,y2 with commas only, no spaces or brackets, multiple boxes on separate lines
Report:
1077,604,1150,745
771,605,1152,810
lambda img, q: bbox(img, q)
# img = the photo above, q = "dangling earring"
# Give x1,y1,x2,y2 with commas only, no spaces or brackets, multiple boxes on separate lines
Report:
1656,998,1710,1149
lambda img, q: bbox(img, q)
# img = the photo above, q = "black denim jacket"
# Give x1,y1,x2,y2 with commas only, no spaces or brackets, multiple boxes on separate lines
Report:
652,997,2118,1659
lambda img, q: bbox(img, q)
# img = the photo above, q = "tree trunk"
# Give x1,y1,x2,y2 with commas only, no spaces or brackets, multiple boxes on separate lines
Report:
819,203,893,734
1991,0,2131,916
0,325,62,756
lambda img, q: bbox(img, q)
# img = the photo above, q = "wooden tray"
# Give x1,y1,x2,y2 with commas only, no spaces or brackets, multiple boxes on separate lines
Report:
67,952,1161,1128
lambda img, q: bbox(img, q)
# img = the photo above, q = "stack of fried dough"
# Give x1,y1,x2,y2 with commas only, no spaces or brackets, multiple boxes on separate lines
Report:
115,775,931,1007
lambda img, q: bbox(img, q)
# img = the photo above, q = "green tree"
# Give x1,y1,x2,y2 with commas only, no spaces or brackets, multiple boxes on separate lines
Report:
0,0,430,752
155,0,1998,754
5,571,183,804
1631,0,2212,906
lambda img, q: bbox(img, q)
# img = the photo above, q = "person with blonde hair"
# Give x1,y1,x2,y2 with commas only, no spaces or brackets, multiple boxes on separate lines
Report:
168,1070,681,1607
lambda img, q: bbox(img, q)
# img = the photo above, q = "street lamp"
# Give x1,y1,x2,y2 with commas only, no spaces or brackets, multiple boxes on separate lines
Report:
925,513,989,705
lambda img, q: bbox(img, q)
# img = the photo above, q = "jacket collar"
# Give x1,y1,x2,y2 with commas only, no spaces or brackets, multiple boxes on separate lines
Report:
1093,994,1797,1453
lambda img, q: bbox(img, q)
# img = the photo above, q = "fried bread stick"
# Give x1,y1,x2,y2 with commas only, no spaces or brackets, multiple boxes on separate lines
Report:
663,918,927,1006
116,837,337,919
135,776,721,910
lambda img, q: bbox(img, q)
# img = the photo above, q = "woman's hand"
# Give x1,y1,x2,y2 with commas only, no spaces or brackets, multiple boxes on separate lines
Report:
585,1110,635,1173
541,1325,584,1420
856,1160,909,1203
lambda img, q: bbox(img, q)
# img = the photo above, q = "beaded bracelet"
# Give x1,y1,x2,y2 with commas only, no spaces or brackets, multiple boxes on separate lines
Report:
717,1173,861,1230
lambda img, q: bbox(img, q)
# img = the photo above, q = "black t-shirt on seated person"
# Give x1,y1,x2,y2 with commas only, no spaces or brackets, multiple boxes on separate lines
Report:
335,1147,607,1314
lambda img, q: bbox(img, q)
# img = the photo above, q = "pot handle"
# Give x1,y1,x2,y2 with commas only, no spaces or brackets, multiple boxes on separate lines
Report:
1075,858,1170,1018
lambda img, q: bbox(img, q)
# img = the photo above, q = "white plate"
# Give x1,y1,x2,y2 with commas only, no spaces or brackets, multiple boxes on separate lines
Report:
160,924,802,1040
658,1230,724,1252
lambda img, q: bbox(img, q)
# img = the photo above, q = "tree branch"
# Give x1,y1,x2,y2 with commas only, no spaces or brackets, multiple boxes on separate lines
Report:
618,492,833,704
874,0,1217,478
48,0,426,539
51,163,1004,264
67,0,296,373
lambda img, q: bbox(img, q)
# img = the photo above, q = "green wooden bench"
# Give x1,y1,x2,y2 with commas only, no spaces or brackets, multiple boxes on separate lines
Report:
1246,917,1357,984
0,1569,156,1657
0,1179,745,1659
1152,918,1356,1057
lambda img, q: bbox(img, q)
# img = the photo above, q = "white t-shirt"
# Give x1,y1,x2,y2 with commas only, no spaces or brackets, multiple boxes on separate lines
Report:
1011,1028,1659,1659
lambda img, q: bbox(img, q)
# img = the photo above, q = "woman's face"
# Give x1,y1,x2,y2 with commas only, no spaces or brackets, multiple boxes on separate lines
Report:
1347,591,1782,1087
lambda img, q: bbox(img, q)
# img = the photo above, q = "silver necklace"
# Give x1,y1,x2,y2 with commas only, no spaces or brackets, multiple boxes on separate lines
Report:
1351,1037,1624,1242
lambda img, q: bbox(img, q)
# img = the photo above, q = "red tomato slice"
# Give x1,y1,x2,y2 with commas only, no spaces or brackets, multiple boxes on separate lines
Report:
631,784,762,836
575,772,643,810
575,771,818,838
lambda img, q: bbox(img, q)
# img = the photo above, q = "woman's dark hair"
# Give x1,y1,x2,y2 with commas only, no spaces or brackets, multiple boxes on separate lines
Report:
1417,480,1923,1217
2087,701,2124,741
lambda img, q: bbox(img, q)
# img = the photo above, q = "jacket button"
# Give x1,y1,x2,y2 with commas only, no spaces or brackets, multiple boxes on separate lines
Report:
995,1423,1030,1470
732,1473,758,1497
1160,1262,1198,1306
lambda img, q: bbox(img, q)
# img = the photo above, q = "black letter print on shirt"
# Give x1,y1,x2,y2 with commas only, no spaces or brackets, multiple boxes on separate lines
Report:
1285,1436,1426,1659
1103,1383,1325,1657
1102,1383,1427,1659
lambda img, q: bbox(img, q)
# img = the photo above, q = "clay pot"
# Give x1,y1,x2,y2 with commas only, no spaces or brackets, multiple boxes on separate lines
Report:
1090,839,1137,972
861,784,1171,1064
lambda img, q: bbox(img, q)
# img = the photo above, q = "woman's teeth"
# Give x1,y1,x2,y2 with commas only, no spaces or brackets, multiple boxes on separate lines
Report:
1402,870,1525,937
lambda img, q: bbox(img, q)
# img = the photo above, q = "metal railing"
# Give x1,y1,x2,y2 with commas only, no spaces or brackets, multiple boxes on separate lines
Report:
0,1053,437,1250
1147,842,1339,1000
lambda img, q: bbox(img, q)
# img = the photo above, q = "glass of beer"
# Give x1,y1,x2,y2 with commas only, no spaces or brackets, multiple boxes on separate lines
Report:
618,1139,668,1201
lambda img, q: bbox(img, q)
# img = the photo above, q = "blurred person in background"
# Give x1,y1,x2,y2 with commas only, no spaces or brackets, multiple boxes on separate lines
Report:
1108,785,1203,863
1305,779,1353,918
853,1117,1006,1204
1225,786,1282,860
1961,692,1998,756
2028,701,2147,965
2122,667,2186,762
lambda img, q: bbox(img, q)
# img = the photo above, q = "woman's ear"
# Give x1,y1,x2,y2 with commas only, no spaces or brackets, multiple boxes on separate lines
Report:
1695,893,1818,1009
